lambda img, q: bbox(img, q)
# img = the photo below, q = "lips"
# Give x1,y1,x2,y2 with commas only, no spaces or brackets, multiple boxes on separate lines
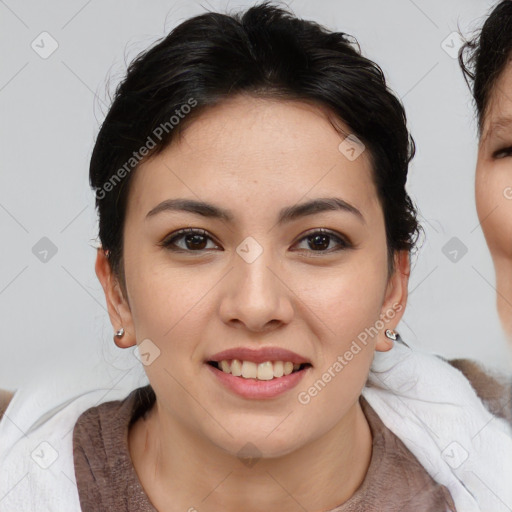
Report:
205,347,312,399
204,346,312,398
207,347,311,365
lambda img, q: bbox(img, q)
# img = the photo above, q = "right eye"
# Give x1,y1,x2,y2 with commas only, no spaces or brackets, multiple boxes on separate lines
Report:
492,146,512,159
159,228,221,252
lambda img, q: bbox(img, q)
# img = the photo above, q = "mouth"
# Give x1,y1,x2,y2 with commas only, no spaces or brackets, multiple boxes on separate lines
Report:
206,359,313,381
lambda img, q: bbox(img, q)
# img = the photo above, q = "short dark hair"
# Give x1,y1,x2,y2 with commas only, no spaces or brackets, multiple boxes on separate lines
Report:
459,0,512,132
89,1,420,288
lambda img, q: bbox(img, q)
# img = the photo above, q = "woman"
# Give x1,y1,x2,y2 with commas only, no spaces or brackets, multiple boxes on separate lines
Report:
1,2,511,511
459,1,512,338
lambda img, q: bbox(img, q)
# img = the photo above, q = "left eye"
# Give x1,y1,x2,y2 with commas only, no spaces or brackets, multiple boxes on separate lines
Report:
160,228,350,253
292,229,350,252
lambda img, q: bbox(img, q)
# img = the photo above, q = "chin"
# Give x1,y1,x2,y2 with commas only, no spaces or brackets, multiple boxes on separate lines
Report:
209,424,308,461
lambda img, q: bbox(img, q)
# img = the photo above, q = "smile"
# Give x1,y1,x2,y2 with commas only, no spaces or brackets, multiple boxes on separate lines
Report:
207,359,312,381
205,360,312,399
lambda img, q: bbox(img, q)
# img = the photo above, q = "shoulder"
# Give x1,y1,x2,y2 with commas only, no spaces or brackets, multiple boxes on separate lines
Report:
443,357,512,424
73,385,154,453
0,388,15,422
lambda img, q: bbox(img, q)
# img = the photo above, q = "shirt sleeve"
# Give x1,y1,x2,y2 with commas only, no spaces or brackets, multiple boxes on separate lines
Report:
445,357,512,425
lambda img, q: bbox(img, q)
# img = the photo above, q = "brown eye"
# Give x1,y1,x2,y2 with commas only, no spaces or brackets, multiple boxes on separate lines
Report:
293,229,351,253
159,228,352,255
160,228,220,252
493,146,512,159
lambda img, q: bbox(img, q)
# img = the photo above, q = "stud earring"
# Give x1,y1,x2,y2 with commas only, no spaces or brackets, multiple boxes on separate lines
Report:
385,329,398,341
114,328,125,338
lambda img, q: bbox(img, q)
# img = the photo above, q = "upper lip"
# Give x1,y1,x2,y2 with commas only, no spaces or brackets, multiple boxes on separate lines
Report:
207,347,311,365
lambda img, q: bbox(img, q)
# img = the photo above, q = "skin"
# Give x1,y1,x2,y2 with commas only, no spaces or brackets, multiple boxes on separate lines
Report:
95,94,410,512
476,60,512,338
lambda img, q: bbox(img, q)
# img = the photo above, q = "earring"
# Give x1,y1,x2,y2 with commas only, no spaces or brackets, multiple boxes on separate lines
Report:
114,328,125,338
385,329,398,341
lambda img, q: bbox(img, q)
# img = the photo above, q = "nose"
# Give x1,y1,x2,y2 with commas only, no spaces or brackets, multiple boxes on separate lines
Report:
218,247,294,333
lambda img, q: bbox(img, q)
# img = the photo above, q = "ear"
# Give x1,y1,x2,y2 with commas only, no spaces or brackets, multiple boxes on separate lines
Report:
375,250,410,352
95,248,136,348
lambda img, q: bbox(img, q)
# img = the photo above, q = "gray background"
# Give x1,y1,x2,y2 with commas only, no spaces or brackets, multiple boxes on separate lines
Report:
1,0,511,392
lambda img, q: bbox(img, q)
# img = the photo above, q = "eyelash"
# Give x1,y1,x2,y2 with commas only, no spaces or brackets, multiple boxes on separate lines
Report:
159,227,352,255
493,146,512,159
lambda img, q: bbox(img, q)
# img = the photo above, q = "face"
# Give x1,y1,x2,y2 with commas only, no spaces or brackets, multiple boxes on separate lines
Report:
476,60,512,336
97,95,408,458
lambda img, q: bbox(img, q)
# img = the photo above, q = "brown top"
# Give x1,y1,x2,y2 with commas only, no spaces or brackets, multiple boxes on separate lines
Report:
72,358,512,512
0,388,14,422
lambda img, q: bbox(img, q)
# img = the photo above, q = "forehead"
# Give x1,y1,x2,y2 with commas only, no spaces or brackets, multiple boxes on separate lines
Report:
126,95,382,222
482,62,512,141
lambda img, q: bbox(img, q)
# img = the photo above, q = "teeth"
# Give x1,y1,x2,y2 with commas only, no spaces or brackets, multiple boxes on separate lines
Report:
231,359,242,377
257,361,274,381
215,359,306,380
241,361,257,378
219,360,231,373
273,361,284,377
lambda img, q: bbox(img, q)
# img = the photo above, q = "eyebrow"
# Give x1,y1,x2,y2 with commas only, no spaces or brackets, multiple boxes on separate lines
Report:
146,197,365,225
483,115,512,143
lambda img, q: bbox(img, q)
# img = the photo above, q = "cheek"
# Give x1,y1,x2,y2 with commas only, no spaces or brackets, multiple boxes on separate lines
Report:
297,251,387,354
124,250,214,360
476,160,512,257
292,269,382,439
145,278,211,330
308,279,384,342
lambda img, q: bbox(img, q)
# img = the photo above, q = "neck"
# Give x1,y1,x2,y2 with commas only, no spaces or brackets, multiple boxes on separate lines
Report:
129,397,373,512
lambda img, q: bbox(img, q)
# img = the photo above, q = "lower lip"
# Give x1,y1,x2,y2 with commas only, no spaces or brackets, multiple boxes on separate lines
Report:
205,363,310,399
